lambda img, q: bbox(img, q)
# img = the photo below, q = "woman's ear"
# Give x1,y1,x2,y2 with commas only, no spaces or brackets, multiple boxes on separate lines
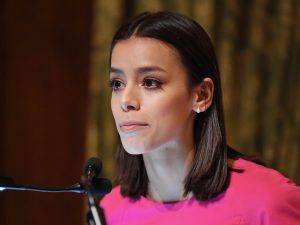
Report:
192,77,214,113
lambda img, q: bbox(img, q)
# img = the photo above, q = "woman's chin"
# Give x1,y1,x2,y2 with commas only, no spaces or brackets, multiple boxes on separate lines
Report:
122,143,155,155
123,146,148,155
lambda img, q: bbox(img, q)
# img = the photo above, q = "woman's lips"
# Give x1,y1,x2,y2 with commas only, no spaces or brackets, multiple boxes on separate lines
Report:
119,121,149,133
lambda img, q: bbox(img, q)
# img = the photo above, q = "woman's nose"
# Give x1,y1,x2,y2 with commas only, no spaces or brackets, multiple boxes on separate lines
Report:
120,86,140,112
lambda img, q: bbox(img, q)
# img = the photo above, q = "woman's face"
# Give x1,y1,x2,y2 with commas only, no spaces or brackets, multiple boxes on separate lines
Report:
110,37,198,155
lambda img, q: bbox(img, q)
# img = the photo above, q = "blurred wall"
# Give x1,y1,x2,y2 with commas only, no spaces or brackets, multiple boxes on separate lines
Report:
88,0,300,184
0,0,92,225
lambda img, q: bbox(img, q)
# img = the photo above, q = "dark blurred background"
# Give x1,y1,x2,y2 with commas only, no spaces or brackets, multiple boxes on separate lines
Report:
1,0,299,225
0,0,92,224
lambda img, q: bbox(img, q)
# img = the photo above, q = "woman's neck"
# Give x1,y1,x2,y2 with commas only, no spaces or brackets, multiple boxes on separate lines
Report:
142,143,195,203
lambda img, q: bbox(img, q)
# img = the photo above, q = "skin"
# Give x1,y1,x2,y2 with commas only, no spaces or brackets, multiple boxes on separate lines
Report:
110,37,214,202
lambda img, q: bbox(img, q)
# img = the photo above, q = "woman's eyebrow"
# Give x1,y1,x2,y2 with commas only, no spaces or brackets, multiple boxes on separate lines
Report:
110,67,124,75
110,66,166,76
135,66,166,75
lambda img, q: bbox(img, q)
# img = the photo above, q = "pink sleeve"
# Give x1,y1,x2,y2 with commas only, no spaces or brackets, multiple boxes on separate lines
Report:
261,180,300,225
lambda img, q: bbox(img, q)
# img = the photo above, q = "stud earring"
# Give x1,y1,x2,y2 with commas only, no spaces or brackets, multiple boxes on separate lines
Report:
196,107,201,114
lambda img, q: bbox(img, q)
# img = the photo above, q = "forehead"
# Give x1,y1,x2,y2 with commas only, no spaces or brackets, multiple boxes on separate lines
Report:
111,37,183,68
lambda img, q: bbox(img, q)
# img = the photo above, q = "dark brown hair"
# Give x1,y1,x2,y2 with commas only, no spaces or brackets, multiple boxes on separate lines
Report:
110,11,234,200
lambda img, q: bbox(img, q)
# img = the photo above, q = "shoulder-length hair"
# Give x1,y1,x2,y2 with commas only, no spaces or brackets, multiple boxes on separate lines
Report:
110,11,231,200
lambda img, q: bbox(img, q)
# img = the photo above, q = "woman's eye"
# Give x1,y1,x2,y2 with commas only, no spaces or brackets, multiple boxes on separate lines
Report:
142,78,162,89
109,79,124,91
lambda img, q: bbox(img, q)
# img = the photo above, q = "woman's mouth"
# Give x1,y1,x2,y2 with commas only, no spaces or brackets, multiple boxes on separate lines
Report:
119,121,149,133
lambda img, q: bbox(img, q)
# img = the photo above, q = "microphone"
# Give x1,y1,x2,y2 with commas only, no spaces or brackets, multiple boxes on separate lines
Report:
0,157,112,196
81,157,112,196
83,157,102,180
81,157,111,225
79,178,112,196
81,157,112,195
0,158,111,225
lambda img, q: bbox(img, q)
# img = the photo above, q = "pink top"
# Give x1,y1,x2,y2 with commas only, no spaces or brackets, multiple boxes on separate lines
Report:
100,159,300,225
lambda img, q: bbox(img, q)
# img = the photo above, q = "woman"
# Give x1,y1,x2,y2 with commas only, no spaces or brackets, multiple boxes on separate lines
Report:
100,11,300,224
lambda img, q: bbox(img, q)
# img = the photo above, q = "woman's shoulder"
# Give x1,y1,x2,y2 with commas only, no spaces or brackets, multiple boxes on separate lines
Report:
99,185,149,224
232,158,298,187
100,185,124,208
229,158,300,223
99,185,140,211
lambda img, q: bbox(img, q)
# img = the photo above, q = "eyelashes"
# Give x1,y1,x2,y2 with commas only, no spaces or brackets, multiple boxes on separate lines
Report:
142,78,163,89
109,79,123,91
109,78,163,91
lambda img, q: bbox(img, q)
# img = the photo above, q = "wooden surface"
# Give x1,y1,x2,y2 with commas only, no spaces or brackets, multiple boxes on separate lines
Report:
0,0,92,224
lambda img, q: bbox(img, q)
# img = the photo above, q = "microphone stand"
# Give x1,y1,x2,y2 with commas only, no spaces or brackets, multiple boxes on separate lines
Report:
0,176,110,225
81,176,107,225
0,180,86,194
1,155,111,225
0,177,111,196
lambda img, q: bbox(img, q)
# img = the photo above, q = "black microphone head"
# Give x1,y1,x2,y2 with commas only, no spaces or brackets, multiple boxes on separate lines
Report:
91,178,112,196
83,157,102,178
